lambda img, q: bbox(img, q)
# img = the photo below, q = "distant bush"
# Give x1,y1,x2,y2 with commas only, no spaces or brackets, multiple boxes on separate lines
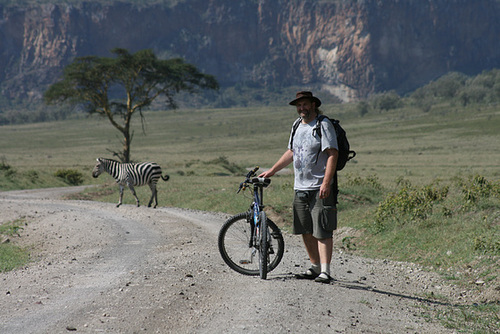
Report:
409,69,500,109
54,169,84,185
0,157,12,171
205,156,245,175
457,85,489,106
0,104,74,126
369,91,402,111
356,101,370,116
346,173,382,190
0,157,16,178
433,72,468,98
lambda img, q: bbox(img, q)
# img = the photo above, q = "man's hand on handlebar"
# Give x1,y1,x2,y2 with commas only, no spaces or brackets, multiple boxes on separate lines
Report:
258,170,275,178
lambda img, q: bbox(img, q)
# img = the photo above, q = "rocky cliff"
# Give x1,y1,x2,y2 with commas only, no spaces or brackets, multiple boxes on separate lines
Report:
1,0,499,103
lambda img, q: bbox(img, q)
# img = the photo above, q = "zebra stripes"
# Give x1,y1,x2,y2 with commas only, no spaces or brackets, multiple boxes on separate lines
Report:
92,157,169,208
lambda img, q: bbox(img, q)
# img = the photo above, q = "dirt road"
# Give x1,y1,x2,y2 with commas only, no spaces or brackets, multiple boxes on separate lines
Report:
0,187,459,333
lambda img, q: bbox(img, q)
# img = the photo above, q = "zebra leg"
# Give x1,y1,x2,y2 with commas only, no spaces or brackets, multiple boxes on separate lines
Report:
128,184,140,207
117,185,124,207
148,183,157,208
154,186,158,208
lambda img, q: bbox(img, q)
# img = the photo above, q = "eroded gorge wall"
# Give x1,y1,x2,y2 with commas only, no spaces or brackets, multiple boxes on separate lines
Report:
0,0,498,102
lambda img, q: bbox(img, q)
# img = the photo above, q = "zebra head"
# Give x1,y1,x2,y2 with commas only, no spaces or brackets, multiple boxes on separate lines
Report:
92,158,105,178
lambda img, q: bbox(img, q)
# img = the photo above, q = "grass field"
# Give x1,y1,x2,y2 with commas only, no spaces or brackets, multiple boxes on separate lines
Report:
0,102,499,332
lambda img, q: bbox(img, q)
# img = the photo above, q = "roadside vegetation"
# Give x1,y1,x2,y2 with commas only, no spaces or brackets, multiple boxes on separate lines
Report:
0,218,28,272
0,70,499,332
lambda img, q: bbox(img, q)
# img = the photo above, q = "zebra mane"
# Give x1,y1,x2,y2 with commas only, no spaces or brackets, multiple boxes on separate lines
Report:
99,157,122,163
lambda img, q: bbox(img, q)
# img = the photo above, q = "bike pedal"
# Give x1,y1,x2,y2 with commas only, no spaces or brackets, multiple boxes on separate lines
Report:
239,260,251,264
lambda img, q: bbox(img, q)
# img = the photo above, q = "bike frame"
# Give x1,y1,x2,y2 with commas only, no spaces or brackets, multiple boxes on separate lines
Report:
248,182,264,248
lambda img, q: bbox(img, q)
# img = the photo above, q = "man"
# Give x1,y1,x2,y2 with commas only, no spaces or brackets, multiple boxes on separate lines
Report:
259,91,338,283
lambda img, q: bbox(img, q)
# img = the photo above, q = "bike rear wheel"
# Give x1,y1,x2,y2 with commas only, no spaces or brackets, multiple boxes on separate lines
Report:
218,212,284,276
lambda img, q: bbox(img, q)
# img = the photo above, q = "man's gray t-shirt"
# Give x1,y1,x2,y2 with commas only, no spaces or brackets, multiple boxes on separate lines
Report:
288,118,338,191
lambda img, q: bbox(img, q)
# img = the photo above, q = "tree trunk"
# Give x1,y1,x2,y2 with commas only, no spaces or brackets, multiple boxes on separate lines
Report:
122,130,131,163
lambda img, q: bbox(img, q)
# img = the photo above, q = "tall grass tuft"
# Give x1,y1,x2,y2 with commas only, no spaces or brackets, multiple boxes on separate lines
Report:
0,219,29,272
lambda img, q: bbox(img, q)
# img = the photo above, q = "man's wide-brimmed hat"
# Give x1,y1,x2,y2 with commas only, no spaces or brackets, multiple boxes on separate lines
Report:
289,91,322,107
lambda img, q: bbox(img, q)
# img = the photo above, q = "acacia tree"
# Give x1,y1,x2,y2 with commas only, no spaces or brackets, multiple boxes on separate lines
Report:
44,48,219,162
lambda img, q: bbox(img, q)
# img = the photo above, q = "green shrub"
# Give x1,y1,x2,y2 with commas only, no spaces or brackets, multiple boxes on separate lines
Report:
0,156,16,177
25,170,39,183
373,181,449,232
474,235,500,255
458,174,499,210
4,168,16,178
54,169,84,185
0,157,11,171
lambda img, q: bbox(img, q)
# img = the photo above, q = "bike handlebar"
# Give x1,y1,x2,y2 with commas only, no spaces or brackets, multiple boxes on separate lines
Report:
246,166,260,178
237,167,271,193
238,166,259,193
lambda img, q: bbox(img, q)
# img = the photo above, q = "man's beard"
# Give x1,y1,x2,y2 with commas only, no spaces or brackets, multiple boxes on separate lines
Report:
300,110,311,120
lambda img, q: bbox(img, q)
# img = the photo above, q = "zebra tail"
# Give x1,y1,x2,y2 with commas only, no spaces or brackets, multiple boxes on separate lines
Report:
161,174,170,182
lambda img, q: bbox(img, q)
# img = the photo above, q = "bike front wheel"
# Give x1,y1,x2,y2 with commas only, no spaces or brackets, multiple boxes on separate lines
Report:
259,211,269,279
218,212,284,276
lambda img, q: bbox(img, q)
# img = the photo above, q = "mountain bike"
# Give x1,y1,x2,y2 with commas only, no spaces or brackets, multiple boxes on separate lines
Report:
218,167,285,279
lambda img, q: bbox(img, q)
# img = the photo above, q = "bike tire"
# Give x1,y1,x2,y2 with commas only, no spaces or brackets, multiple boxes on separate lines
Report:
259,211,268,279
218,212,284,276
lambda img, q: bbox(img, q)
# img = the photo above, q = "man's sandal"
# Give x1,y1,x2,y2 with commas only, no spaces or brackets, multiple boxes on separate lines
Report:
314,272,334,283
295,268,320,280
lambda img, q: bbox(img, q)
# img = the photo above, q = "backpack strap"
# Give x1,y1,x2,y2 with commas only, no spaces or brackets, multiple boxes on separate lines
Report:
313,114,327,139
319,115,339,202
313,115,329,163
289,117,302,150
316,115,339,203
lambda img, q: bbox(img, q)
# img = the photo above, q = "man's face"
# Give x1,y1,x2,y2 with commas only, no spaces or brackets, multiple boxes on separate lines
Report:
295,98,315,121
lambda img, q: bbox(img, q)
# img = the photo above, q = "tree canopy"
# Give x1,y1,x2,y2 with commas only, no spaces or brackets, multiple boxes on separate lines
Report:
44,48,219,162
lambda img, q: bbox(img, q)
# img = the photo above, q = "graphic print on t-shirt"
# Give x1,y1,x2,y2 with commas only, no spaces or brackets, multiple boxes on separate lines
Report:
293,120,321,187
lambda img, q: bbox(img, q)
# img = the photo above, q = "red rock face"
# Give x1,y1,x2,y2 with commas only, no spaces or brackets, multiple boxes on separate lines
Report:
0,0,499,102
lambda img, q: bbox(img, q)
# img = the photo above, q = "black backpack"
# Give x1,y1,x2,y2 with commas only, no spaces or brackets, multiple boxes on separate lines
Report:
290,115,356,171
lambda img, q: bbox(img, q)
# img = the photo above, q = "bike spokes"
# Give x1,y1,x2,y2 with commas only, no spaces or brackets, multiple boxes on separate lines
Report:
218,213,284,277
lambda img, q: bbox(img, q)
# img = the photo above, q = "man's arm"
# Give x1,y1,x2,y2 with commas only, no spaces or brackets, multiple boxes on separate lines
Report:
319,148,338,199
259,149,294,178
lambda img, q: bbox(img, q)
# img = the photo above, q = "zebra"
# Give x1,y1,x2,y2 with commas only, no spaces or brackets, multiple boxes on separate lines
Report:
92,157,170,208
